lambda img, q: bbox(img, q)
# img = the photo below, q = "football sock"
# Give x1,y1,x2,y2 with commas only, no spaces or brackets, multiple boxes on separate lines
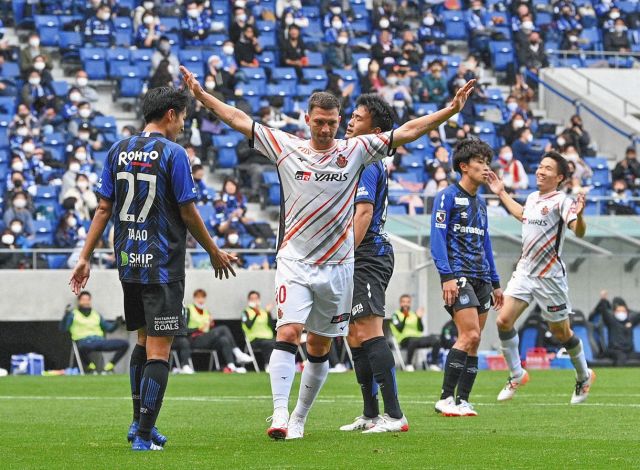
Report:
564,335,589,382
440,348,468,400
129,344,146,422
351,346,379,418
292,352,329,419
499,328,524,378
456,356,479,404
269,341,297,411
137,359,169,441
363,336,402,419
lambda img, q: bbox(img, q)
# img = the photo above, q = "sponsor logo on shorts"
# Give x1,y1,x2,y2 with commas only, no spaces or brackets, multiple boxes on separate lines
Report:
455,197,469,206
277,308,284,319
330,313,350,324
547,304,567,313
120,251,154,268
295,171,311,181
154,315,180,332
336,154,348,168
351,303,364,315
127,228,148,241
459,294,470,305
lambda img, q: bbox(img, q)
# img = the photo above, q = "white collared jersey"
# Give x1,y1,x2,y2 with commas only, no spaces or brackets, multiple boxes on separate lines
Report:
517,190,577,278
252,123,393,265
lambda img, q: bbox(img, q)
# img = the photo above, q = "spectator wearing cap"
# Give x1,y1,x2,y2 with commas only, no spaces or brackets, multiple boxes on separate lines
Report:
372,0,403,32
205,54,236,95
20,33,52,76
513,14,535,56
418,60,449,107
4,174,35,209
612,147,640,190
555,3,583,33
604,18,631,52
379,70,412,108
68,122,103,154
181,1,212,47
220,40,239,73
371,29,401,66
31,55,53,87
517,30,549,76
10,103,39,136
601,6,622,31
390,92,411,125
590,292,640,366
21,70,55,116
84,4,115,47
281,25,308,78
235,25,262,68
279,7,309,41
502,112,530,146
74,70,99,103
607,179,636,215
323,1,351,31
3,192,35,237
191,164,212,204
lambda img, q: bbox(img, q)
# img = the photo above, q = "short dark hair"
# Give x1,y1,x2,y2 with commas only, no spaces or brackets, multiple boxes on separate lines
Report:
400,294,411,301
247,290,260,299
540,151,570,185
354,94,395,132
193,288,207,297
141,87,190,124
78,291,91,299
192,164,204,173
452,138,493,173
308,92,341,114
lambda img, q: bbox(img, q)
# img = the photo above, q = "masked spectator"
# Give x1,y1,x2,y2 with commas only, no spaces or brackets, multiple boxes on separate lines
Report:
181,1,212,47
241,291,276,369
590,292,640,366
84,4,115,47
3,192,35,236
20,33,52,76
612,147,640,190
497,145,528,191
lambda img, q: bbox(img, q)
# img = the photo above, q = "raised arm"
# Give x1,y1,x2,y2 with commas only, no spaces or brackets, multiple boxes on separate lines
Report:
486,171,525,221
180,65,253,138
568,193,586,238
392,79,475,148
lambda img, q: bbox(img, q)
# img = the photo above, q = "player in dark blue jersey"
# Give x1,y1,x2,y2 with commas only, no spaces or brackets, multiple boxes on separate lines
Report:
338,94,408,433
430,138,504,417
69,87,236,451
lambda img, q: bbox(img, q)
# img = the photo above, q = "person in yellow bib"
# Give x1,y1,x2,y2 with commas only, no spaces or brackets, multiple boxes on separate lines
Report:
60,291,128,373
241,291,276,369
172,289,253,373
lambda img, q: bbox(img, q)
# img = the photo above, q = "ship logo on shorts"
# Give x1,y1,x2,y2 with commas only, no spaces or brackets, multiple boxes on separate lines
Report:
541,206,549,216
336,154,347,168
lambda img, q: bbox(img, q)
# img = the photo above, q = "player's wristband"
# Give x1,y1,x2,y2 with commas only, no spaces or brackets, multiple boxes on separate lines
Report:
492,281,501,290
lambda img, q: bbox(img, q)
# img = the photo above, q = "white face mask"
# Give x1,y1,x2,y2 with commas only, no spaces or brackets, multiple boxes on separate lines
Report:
615,25,626,33
78,132,90,141
527,134,533,143
522,21,533,30
14,198,27,209
228,234,239,244
501,152,513,162
23,143,35,154
12,162,24,172
379,18,390,29
557,137,566,147
16,127,29,137
75,151,88,161
143,16,154,25
167,65,174,75
76,77,88,87
569,35,578,42
188,8,200,18
77,181,89,191
386,76,398,86
610,11,620,19
337,35,348,45
79,108,91,119
144,1,155,9
614,311,628,321
235,0,246,7
223,45,234,55
236,14,247,22
99,12,111,21
330,6,341,15
332,20,343,29
29,78,41,86
513,119,525,129
34,62,45,71
70,92,82,102
205,81,216,90
67,217,77,228
69,163,81,172
423,16,435,26
507,102,518,111
285,16,294,25
29,38,40,48
2,234,14,245
393,100,405,108
10,224,22,234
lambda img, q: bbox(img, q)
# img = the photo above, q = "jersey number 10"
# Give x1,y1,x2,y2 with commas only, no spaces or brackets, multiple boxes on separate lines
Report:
117,171,157,223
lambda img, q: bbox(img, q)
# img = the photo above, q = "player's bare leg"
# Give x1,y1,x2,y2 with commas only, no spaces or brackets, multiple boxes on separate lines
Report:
496,297,531,401
436,307,480,417
547,319,595,404
267,323,303,439
288,332,332,439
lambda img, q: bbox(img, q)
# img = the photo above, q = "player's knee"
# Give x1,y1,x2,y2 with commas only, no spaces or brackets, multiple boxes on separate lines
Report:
462,330,481,349
306,333,331,356
276,325,301,345
496,314,514,332
552,328,572,344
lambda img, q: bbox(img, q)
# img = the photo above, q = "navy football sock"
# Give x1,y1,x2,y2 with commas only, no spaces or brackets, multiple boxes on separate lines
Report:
363,336,402,419
440,348,468,400
129,344,146,422
137,360,169,441
351,347,379,419
456,356,479,404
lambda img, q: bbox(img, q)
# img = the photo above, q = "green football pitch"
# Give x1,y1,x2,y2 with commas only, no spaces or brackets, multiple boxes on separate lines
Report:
1,369,639,469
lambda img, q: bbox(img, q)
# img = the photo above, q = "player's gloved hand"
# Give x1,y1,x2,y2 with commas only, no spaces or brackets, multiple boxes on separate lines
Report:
442,279,459,306
210,248,238,279
492,288,504,310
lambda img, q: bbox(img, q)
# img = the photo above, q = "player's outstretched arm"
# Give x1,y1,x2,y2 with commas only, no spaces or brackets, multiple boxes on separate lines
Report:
569,192,587,238
69,198,113,295
486,171,525,221
180,65,253,138
179,202,238,279
392,80,475,148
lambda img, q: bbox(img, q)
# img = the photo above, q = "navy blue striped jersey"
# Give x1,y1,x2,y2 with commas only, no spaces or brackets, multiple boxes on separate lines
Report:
430,183,500,287
96,131,197,284
354,161,393,258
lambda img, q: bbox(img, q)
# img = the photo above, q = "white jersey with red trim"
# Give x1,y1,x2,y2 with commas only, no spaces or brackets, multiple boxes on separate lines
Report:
252,123,393,265
517,190,577,278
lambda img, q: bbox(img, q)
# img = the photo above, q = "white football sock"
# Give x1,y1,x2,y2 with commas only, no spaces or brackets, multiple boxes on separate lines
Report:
499,329,524,378
269,349,296,411
292,358,329,419
567,338,589,382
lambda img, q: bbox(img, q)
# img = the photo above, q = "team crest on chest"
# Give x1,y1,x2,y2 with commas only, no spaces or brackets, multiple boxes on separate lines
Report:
541,206,549,216
336,154,347,168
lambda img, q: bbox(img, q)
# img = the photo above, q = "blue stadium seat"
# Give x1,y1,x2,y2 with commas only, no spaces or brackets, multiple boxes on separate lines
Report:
107,48,132,78
591,170,611,188
244,254,268,268
159,17,181,32
413,102,438,117
486,87,505,105
58,31,84,61
47,254,69,269
272,67,298,82
572,324,596,362
33,219,53,234
259,33,277,50
0,62,20,79
306,51,323,67
241,67,267,81
519,326,538,359
80,48,107,80
301,20,324,42
489,41,514,72
266,82,296,97
442,11,467,40
196,204,215,229
584,157,608,171
213,134,243,149
580,28,602,50
534,11,552,27
35,15,60,46
205,34,228,47
258,51,277,67
35,185,60,201
474,121,499,148
50,81,70,97
633,325,640,352
262,171,279,185
256,20,276,34
301,68,328,87
300,6,320,19
181,61,205,79
114,17,133,46
91,116,118,134
404,136,430,152
0,99,16,116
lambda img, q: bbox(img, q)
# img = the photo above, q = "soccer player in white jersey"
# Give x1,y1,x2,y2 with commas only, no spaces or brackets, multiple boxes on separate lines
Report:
487,151,595,404
180,65,475,439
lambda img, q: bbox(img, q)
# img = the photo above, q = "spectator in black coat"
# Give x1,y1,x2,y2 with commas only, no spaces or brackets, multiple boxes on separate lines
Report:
612,146,640,190
517,31,549,74
565,114,593,157
235,25,262,68
590,292,640,366
604,19,631,52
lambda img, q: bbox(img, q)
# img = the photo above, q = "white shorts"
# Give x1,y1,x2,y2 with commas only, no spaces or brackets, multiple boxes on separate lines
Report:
504,268,572,323
274,258,354,337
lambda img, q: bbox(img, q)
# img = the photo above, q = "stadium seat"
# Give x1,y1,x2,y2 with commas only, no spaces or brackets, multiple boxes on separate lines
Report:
0,62,20,79
301,68,328,87
0,98,17,116
306,51,324,67
404,136,430,152
489,41,514,72
272,67,298,82
442,11,468,40
413,102,438,117
80,48,108,80
35,15,60,46
50,81,70,97
47,254,69,269
159,16,181,32
107,48,132,78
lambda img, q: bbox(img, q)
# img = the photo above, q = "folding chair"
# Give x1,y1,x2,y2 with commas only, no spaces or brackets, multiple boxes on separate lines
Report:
192,349,220,371
69,341,85,375
389,336,407,371
243,335,261,372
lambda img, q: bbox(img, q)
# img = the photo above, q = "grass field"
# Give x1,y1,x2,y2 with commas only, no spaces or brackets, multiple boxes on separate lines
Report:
1,369,639,469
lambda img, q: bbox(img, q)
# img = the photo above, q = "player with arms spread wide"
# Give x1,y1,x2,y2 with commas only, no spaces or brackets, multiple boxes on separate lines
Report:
430,138,504,417
181,65,474,439
339,94,408,433
69,87,236,451
487,151,595,404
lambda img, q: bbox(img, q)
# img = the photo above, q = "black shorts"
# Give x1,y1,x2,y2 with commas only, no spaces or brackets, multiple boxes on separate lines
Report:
445,277,493,316
122,280,187,336
351,252,394,321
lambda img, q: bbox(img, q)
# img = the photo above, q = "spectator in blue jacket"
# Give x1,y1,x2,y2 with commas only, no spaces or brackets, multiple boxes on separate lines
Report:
182,1,212,47
3,192,35,236
192,164,212,203
135,11,163,48
83,4,115,47
55,211,85,248
20,70,55,116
